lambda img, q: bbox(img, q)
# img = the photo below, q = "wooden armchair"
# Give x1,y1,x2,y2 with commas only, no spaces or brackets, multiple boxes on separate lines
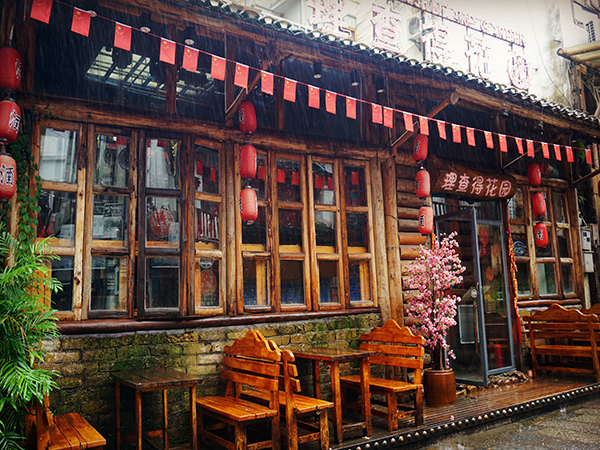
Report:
340,320,425,431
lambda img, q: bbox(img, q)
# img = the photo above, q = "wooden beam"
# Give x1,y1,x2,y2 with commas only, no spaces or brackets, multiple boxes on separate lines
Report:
224,58,271,124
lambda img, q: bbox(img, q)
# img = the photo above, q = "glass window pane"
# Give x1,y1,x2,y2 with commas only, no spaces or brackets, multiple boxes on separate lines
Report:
535,226,553,258
313,162,335,206
344,167,366,206
242,207,267,246
95,134,129,187
508,189,524,220
556,228,570,258
39,128,78,183
195,258,220,308
91,257,126,311
561,263,574,294
37,190,77,244
146,139,179,189
347,212,368,248
277,158,301,203
146,257,179,309
279,209,302,247
93,195,127,242
552,191,567,223
195,145,219,194
516,261,531,295
315,211,336,248
511,225,528,257
146,198,179,246
280,260,304,305
51,256,74,311
195,200,219,246
243,259,269,307
537,262,557,295
349,260,371,302
246,154,266,200
318,260,340,304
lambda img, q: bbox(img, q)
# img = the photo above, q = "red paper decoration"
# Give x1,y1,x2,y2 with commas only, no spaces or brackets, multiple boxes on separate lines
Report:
527,163,541,187
418,205,433,235
532,192,546,217
239,144,257,179
0,151,17,202
238,100,257,137
0,98,21,144
413,134,428,164
415,169,430,199
0,47,23,91
240,186,258,225
534,222,548,247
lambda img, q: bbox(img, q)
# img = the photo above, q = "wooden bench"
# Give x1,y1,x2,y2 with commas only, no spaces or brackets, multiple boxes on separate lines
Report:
26,395,106,450
195,330,282,450
340,320,424,431
525,303,600,382
582,303,600,315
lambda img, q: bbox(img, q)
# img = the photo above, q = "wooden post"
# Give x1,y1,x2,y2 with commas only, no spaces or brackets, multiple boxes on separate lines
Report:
225,140,237,316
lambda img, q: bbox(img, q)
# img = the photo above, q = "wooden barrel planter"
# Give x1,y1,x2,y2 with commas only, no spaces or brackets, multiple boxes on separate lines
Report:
424,369,457,406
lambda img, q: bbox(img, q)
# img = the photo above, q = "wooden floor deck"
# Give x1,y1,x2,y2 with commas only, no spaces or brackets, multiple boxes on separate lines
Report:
333,375,600,450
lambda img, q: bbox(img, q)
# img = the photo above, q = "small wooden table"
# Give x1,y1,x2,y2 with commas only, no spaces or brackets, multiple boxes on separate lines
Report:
111,368,202,450
293,347,374,444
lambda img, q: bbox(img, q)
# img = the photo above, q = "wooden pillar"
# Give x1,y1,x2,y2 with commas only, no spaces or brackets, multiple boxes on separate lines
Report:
225,140,237,316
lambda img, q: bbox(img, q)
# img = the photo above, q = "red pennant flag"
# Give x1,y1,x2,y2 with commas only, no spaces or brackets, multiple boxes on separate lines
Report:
437,120,446,140
211,56,226,81
160,38,176,65
484,131,494,149
71,8,91,37
351,171,359,185
542,142,549,159
308,86,320,109
292,171,299,186
346,97,356,119
466,127,475,146
452,124,461,143
553,144,562,161
182,46,199,72
515,137,524,154
499,134,508,153
383,107,393,128
526,139,534,157
586,147,592,164
372,104,382,124
284,78,297,102
114,22,132,52
234,63,249,89
31,0,53,24
326,91,336,114
566,146,574,163
277,168,286,183
261,71,274,95
404,113,414,132
418,116,429,135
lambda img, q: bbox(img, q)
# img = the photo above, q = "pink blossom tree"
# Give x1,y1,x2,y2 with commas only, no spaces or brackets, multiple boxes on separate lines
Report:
405,232,465,371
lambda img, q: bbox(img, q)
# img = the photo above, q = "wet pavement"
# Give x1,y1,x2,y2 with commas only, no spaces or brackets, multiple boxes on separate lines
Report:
422,396,600,449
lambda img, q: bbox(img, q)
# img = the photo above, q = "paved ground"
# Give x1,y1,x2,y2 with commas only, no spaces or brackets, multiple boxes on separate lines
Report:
422,396,600,450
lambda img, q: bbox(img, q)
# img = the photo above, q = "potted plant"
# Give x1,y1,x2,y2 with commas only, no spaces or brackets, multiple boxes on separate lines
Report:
0,223,61,449
405,231,464,406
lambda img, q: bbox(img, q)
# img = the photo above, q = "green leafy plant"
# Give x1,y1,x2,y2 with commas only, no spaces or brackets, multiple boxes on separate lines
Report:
0,223,61,449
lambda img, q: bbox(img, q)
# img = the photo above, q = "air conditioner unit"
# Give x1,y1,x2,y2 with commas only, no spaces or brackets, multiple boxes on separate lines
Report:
407,14,422,41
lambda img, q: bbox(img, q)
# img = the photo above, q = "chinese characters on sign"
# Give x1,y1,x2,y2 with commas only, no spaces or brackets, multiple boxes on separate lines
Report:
0,163,15,188
433,165,516,200
307,0,354,39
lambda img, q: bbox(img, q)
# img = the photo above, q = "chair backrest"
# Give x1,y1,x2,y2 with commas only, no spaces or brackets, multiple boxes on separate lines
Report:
359,320,425,384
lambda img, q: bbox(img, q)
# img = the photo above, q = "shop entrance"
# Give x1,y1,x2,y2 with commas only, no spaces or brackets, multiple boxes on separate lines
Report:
435,201,515,385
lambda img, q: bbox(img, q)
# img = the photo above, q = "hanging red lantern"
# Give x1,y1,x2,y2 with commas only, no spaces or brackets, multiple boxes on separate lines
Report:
418,204,433,235
0,98,21,144
534,222,548,247
240,186,258,225
0,151,17,202
0,47,23,91
239,144,257,179
415,168,430,199
532,192,546,217
527,163,541,187
413,134,428,164
238,100,257,138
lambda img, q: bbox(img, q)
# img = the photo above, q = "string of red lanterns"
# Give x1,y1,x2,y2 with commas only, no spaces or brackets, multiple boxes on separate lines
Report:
238,100,258,225
414,134,434,235
527,162,548,247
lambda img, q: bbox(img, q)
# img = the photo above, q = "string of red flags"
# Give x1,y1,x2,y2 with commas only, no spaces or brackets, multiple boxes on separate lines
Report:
30,0,594,166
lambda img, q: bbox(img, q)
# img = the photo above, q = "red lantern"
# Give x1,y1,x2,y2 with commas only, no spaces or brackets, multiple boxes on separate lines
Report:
415,168,430,199
534,222,548,247
0,151,17,202
418,205,433,235
0,47,23,91
527,163,541,187
240,144,257,179
240,186,258,225
413,134,428,164
0,98,21,144
238,100,257,138
532,192,546,217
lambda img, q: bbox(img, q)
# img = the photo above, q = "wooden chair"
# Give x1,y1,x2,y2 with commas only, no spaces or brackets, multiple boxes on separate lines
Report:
26,395,106,450
195,330,282,450
340,320,424,431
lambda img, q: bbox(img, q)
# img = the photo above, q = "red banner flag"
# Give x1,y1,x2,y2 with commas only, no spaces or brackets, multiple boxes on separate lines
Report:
383,107,393,128
404,113,414,132
499,134,508,153
515,137,524,154
291,171,300,186
308,86,320,109
542,142,549,159
437,120,446,140
283,78,296,102
315,174,324,189
327,177,332,190
566,146,574,163
466,127,475,146
114,22,132,51
211,56,226,81
351,171,359,185
553,144,562,161
234,63,249,89
258,165,265,180
31,0,52,24
484,131,494,149
261,71,273,95
586,147,592,164
527,139,534,157
346,97,356,119
277,168,286,183
372,104,382,124
160,38,176,65
71,8,91,37
210,167,216,182
418,116,429,135
182,46,198,72
326,91,336,114
451,124,461,143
